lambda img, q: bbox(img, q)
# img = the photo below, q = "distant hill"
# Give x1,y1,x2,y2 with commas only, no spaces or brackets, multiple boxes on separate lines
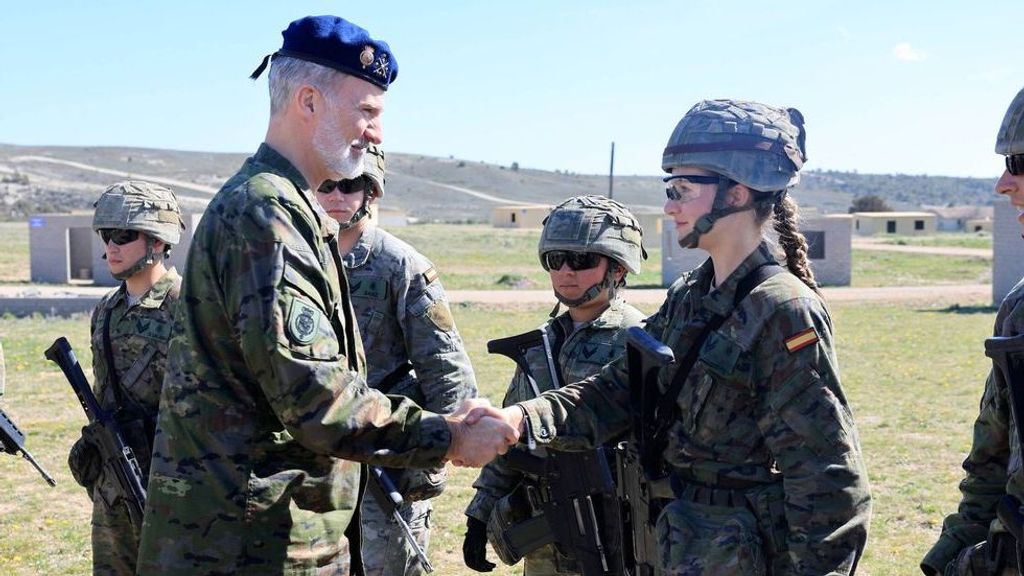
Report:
0,143,999,222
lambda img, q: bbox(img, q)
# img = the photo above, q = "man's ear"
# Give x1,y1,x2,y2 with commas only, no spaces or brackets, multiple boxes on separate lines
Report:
296,85,319,116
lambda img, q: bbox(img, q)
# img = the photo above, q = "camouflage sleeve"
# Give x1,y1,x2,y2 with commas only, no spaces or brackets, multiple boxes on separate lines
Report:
758,298,871,575
224,191,450,469
466,369,529,521
921,368,1007,573
397,257,477,414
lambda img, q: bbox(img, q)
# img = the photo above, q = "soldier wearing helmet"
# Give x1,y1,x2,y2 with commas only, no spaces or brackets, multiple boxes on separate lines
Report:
68,180,183,575
922,88,1024,576
316,146,479,576
463,195,647,575
474,99,871,574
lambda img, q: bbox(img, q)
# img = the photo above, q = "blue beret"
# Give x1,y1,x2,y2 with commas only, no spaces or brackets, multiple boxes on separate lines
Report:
250,15,398,91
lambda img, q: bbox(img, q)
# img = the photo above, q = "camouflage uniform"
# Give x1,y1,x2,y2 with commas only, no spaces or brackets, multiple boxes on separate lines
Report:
921,280,1024,575
136,144,452,576
345,224,478,576
467,299,645,575
517,243,871,574
86,268,181,576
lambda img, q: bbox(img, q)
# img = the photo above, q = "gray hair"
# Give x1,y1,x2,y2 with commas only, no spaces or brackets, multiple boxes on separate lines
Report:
268,56,345,116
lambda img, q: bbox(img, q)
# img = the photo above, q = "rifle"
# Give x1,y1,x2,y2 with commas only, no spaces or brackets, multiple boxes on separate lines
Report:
488,327,623,575
618,326,675,576
0,405,56,486
45,337,147,532
365,465,433,573
987,334,1024,570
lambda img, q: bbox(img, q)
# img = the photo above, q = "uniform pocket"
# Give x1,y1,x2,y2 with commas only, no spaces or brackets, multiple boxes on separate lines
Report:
655,499,766,576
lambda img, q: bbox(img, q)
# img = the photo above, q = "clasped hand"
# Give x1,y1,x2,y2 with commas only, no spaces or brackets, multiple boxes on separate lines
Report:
444,399,525,467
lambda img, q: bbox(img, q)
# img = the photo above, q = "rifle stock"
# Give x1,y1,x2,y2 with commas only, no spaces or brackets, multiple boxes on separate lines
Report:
45,337,147,532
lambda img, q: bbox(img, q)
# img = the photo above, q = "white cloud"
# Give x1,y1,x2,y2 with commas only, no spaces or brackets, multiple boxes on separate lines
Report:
837,26,853,40
893,42,926,62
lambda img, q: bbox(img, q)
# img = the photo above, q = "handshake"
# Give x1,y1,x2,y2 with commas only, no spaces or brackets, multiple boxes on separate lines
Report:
444,399,527,467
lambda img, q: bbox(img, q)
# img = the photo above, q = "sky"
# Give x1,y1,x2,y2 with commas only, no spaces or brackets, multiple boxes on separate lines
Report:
0,0,1019,179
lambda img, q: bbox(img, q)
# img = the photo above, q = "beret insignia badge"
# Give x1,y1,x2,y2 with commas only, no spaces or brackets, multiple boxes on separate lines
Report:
373,54,390,79
360,45,375,68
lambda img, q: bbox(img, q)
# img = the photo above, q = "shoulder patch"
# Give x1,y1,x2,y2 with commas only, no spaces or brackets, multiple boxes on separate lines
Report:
784,327,818,354
287,299,320,345
422,267,439,285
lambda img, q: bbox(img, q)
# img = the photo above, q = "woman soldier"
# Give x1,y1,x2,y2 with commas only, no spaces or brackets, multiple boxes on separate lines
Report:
463,195,647,574
472,99,872,574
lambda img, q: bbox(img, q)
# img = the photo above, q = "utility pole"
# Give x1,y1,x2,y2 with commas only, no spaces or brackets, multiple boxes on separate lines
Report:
608,141,615,199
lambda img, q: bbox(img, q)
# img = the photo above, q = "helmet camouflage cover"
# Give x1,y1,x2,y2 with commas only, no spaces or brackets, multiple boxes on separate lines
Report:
662,99,807,192
363,145,385,198
996,87,1024,155
92,180,184,246
538,195,646,274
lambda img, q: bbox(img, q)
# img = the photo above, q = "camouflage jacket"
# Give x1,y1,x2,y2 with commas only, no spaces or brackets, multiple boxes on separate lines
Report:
518,243,872,575
922,277,1024,573
343,224,476,411
89,267,181,494
136,144,451,576
466,299,645,523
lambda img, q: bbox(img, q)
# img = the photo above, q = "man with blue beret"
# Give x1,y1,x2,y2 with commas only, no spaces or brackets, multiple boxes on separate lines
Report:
135,15,517,576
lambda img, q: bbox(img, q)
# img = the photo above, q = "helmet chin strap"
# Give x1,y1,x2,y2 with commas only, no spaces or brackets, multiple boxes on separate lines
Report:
337,191,373,230
552,266,617,308
676,177,758,249
111,237,160,281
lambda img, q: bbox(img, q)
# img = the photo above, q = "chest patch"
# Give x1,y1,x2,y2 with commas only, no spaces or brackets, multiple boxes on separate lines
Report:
288,299,320,345
350,277,388,300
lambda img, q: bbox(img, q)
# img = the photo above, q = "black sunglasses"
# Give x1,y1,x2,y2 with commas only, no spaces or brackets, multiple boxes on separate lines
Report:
98,229,140,246
542,251,603,272
663,174,722,201
317,176,371,195
1007,154,1024,176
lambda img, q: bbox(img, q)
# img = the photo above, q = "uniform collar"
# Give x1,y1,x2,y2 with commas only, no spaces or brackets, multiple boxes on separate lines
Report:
118,267,180,310
557,297,628,331
342,225,381,269
252,144,339,240
699,242,777,316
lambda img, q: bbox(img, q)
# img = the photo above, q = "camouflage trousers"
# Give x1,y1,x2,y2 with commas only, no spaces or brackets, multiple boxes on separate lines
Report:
359,494,431,576
91,497,138,576
655,498,766,576
523,542,580,576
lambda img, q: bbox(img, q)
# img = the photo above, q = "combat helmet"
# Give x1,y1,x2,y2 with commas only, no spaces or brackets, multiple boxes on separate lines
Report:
330,145,385,230
662,99,807,248
538,195,647,307
996,87,1024,156
92,180,184,280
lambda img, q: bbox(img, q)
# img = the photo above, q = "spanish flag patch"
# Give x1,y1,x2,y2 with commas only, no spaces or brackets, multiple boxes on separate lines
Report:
423,267,439,285
784,328,818,353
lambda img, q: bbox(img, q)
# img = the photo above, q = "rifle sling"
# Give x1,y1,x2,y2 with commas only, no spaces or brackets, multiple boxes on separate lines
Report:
101,303,128,413
653,262,784,437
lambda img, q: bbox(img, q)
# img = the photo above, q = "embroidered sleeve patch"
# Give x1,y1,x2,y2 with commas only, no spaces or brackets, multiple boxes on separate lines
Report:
422,267,439,285
287,299,320,345
784,328,819,353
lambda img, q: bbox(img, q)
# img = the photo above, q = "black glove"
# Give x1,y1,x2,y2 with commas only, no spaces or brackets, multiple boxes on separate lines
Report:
67,424,102,493
463,516,495,572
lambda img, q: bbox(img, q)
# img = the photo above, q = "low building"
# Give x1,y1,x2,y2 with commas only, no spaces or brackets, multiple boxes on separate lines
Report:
965,217,993,233
662,214,853,287
29,212,201,287
491,204,552,228
922,205,994,232
993,197,1024,304
852,211,937,235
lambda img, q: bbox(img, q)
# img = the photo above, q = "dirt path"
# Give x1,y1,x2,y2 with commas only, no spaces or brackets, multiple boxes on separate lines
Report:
9,155,218,197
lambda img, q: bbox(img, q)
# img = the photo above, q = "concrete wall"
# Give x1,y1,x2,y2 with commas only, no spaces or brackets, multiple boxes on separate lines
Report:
853,212,937,236
993,198,1024,304
661,214,852,287
966,218,993,233
491,205,552,228
30,212,202,287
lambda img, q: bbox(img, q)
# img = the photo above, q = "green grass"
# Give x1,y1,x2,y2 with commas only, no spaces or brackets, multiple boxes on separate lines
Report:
874,233,993,250
0,222,30,283
0,298,1001,575
389,224,664,289
851,249,991,287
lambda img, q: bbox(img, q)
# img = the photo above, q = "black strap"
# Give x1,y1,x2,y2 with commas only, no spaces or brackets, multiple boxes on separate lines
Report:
375,361,414,394
101,304,127,413
652,262,784,436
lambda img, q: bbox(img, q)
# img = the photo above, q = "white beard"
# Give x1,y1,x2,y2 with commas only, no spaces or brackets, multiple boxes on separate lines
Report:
312,104,365,179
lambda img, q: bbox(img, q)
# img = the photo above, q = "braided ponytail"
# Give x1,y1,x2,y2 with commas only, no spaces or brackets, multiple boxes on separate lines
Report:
771,194,819,293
